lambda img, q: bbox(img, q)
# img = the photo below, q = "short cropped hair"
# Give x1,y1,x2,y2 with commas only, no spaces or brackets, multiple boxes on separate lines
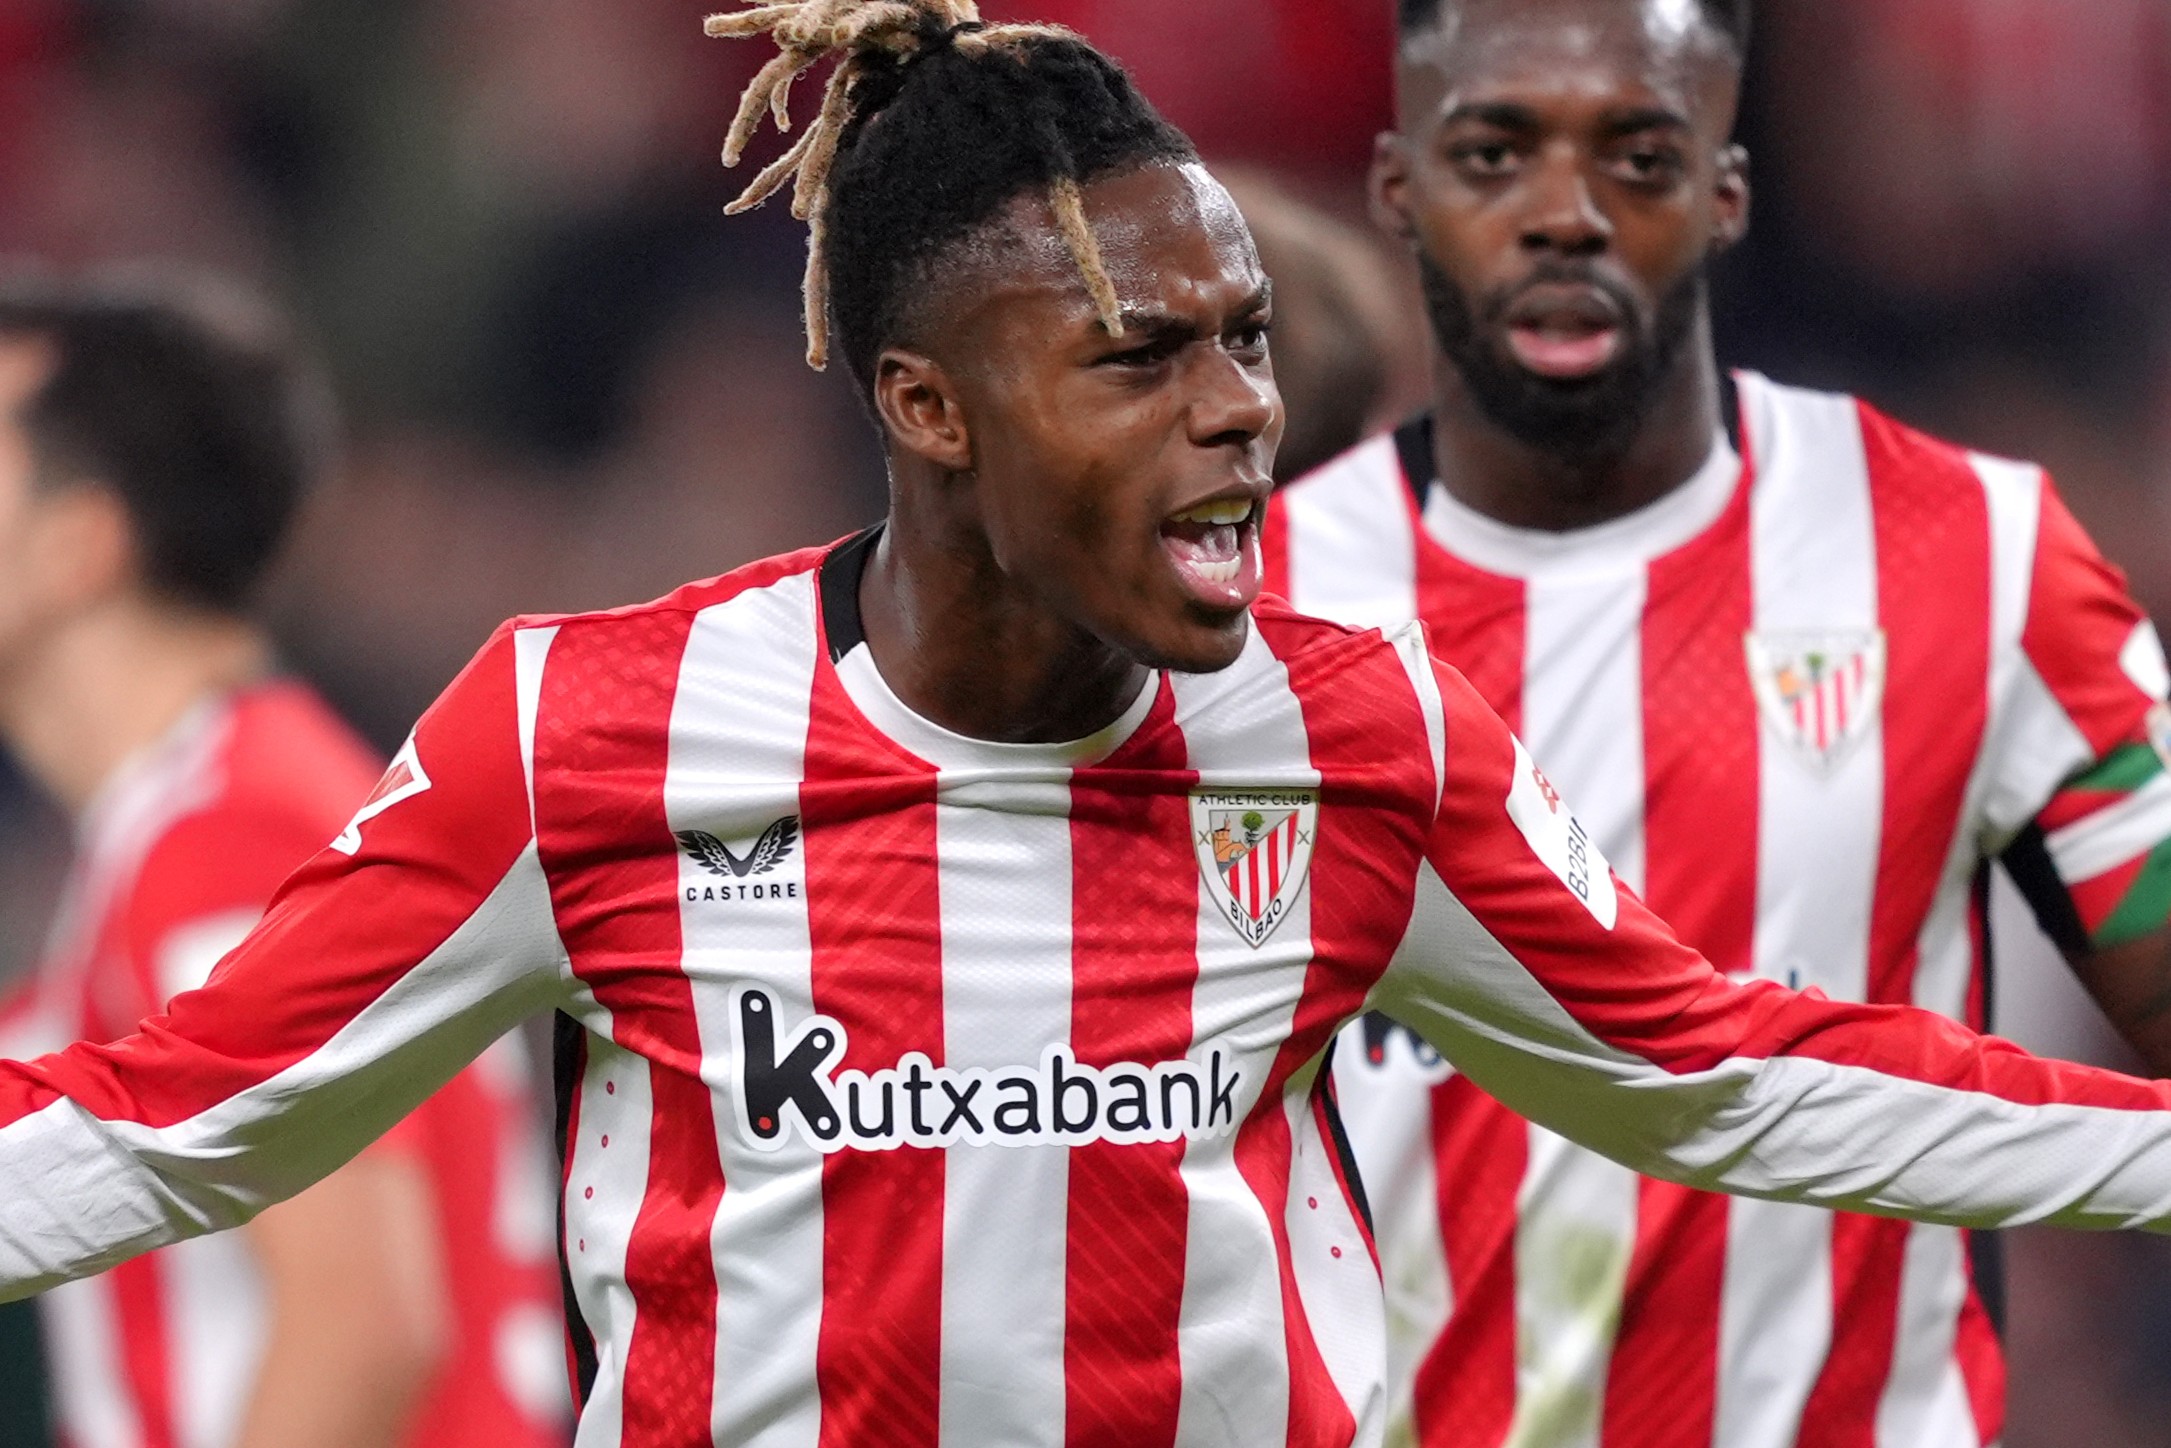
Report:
0,272,330,612
1398,0,1752,56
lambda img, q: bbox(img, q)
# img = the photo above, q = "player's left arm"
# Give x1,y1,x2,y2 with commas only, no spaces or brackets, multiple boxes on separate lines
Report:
1375,650,2171,1233
1986,479,2171,1074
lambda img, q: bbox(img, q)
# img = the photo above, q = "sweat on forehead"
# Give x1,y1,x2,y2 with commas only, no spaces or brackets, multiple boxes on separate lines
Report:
1400,0,1749,59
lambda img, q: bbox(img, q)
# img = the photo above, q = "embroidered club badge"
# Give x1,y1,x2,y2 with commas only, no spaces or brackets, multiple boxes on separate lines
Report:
1191,789,1319,948
1744,629,1887,774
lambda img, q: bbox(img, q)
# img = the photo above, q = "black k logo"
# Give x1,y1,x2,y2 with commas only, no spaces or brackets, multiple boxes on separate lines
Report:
679,817,800,878
738,990,842,1144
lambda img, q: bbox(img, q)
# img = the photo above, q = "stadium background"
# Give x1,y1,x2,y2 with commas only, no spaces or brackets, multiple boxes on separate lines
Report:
0,0,2166,1441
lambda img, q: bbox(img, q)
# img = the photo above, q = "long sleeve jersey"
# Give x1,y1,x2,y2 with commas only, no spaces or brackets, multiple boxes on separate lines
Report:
1267,372,2171,1448
6,531,2171,1448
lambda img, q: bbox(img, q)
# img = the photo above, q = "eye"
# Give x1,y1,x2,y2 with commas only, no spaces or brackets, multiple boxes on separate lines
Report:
1451,140,1521,178
1096,333,1181,370
1228,318,1271,358
1611,144,1686,186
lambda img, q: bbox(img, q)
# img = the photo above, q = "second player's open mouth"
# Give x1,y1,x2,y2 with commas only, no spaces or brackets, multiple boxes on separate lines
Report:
1160,496,1263,611
1504,283,1626,381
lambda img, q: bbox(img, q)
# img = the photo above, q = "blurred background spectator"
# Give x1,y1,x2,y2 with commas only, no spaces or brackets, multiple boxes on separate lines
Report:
0,0,2166,1443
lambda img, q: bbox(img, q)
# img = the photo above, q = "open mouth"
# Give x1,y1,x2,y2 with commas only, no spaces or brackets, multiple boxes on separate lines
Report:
1503,284,1626,381
1159,495,1263,609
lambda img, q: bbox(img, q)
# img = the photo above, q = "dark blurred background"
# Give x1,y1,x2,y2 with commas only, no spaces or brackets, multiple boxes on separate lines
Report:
0,0,2167,1442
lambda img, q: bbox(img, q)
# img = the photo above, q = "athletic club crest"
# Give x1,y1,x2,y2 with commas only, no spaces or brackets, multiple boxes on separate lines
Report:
1745,629,1887,774
1191,790,1319,948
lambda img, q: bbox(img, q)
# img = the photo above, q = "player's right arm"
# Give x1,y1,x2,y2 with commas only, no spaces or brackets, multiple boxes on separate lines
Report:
0,626,566,1300
1376,650,2171,1232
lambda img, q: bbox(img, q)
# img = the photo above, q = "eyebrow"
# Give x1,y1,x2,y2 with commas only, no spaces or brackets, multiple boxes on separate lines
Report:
1440,101,1694,135
1110,282,1274,340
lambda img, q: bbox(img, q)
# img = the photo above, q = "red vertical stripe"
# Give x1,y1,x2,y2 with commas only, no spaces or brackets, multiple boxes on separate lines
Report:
1799,406,1996,1447
534,608,720,1448
1255,608,1438,1445
1409,1077,1523,1448
1262,493,1296,601
804,658,946,1448
1388,496,1528,1448
1796,1216,1907,1448
1601,469,1757,1448
1065,687,1196,1448
1402,489,1529,736
2020,480,2153,755
112,1257,179,1448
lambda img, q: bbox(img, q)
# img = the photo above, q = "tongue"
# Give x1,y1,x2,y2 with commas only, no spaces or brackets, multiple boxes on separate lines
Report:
1162,520,1240,564
1508,324,1621,380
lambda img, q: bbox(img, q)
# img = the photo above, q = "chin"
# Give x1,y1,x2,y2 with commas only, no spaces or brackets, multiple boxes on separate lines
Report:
1127,610,1251,676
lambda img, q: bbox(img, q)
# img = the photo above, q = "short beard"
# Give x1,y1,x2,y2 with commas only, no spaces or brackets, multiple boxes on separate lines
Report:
1421,254,1705,465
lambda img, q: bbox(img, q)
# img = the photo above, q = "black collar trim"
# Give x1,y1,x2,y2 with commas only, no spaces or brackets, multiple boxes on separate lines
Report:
819,526,882,664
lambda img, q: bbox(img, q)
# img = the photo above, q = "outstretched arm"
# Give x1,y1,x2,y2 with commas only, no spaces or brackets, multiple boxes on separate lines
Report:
0,627,565,1299
1377,659,2171,1231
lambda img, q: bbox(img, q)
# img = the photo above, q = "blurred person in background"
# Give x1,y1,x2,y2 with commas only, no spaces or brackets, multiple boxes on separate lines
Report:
1216,169,1426,485
0,272,566,1448
1265,2,2171,1447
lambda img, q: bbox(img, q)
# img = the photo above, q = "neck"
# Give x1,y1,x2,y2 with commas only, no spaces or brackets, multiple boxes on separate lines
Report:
859,469,1149,745
0,598,272,814
1430,318,1725,532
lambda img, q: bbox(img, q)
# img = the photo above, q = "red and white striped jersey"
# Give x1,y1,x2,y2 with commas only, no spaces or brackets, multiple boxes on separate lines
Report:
10,532,2171,1448
5,684,566,1448
1267,371,2171,1448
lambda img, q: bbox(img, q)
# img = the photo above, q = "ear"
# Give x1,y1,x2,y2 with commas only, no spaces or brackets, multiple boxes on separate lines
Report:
1711,142,1751,254
27,484,135,614
873,348,974,474
1369,131,1419,246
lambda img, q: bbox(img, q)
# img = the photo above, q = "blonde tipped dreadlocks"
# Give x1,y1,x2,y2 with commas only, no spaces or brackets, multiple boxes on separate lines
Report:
705,0,1142,370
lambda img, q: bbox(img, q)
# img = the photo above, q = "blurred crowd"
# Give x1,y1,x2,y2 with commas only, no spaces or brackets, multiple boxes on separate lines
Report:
0,0,2168,1442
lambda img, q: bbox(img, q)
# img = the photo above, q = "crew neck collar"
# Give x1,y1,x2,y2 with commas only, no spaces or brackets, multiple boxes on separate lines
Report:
1414,427,1744,583
818,529,1162,774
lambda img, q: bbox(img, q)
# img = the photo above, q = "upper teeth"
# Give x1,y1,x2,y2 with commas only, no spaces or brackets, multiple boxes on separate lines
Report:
1170,499,1254,527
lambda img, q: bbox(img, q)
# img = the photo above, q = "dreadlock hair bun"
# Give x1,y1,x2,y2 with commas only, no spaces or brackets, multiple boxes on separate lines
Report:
706,0,1195,379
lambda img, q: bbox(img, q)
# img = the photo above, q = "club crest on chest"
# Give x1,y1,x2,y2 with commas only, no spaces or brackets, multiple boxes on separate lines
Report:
1744,629,1887,775
1190,789,1319,948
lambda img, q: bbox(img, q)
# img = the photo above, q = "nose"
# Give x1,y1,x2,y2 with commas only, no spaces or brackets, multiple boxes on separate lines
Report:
1518,148,1612,259
1188,347,1279,452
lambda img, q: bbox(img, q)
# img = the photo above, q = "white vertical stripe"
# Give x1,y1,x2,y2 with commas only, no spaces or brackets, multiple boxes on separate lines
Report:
1391,623,1449,814
563,1031,653,1448
1283,1088,1389,1447
513,625,560,821
1332,1022,1452,1448
44,1278,145,1448
1876,1226,1980,1448
666,572,824,1448
1741,372,1883,1005
1284,436,1420,630
164,1230,266,1448
1716,372,1884,1445
1508,569,1647,1448
935,785,1073,1448
1714,1196,1832,1446
1170,628,1323,1448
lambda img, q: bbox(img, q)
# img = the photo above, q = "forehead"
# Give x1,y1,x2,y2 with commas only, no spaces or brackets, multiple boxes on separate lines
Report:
1403,0,1731,125
947,162,1262,329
